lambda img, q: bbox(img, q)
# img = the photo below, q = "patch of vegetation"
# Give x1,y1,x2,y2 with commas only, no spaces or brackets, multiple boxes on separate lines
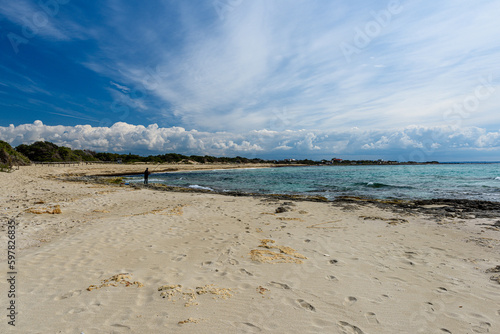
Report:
0,140,30,170
105,177,124,184
16,141,98,162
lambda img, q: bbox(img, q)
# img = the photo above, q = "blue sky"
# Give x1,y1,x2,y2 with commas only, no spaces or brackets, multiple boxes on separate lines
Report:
0,0,499,161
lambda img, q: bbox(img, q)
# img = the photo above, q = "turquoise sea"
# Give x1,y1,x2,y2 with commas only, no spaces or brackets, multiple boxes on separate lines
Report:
126,164,500,202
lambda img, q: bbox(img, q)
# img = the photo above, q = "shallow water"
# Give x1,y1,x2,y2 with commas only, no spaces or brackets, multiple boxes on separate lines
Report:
126,164,500,202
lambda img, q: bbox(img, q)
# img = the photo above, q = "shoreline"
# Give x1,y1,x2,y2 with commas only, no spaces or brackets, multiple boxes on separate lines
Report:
86,174,500,215
73,173,500,221
1,165,499,333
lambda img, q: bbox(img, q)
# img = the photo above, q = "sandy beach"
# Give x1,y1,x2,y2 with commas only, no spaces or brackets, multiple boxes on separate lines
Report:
1,164,500,333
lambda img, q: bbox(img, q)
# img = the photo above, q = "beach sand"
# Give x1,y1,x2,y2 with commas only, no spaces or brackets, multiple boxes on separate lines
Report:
1,164,499,333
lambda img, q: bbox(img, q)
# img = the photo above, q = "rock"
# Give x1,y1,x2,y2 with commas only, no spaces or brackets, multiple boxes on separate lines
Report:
275,206,289,213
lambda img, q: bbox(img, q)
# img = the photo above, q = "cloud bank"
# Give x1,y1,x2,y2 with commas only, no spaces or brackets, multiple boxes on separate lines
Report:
1,121,499,161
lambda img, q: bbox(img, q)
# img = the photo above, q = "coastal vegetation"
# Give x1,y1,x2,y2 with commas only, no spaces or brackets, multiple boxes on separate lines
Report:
16,141,97,162
0,140,30,171
1,140,439,167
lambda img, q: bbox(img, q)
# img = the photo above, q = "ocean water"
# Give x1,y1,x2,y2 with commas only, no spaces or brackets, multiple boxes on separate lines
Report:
126,164,500,202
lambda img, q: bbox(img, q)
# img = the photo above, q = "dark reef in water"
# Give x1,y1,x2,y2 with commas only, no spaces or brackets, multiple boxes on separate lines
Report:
334,196,500,220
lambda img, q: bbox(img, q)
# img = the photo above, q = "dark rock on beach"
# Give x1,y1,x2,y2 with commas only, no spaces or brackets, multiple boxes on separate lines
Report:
275,206,290,213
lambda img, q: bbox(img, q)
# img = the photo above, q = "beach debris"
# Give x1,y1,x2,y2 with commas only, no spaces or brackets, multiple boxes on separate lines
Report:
165,204,186,216
276,217,303,221
178,318,202,325
465,237,498,248
360,216,408,225
87,273,144,291
257,286,270,295
250,239,307,264
486,265,500,273
196,284,233,299
127,208,165,217
298,210,308,214
92,209,110,213
27,205,62,214
158,284,233,307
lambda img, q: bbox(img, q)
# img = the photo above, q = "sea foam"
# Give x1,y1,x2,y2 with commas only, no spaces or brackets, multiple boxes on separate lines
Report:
189,184,214,191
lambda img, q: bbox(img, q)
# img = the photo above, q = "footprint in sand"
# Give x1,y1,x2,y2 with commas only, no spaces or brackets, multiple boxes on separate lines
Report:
326,275,338,282
296,299,316,312
173,254,187,261
227,258,239,265
337,321,365,334
343,296,357,306
55,289,82,300
312,318,335,327
237,322,262,333
269,281,291,290
364,312,379,324
471,321,491,333
435,286,448,293
240,268,253,276
67,307,85,314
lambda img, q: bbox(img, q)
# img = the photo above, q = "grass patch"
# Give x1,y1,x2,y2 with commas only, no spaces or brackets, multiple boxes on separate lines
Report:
105,177,124,184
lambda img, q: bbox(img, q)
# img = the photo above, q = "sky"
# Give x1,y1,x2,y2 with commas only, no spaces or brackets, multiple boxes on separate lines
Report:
0,0,499,161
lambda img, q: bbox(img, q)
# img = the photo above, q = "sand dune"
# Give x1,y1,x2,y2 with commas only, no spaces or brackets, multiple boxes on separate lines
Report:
1,165,499,333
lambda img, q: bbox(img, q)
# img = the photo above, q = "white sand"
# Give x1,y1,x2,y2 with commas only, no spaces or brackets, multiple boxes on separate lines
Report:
1,164,499,333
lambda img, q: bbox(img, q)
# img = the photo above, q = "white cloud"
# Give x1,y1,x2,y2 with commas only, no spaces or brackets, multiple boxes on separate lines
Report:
1,121,500,161
77,0,500,133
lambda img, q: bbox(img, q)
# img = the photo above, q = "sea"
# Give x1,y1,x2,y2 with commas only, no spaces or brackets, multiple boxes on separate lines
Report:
126,163,500,202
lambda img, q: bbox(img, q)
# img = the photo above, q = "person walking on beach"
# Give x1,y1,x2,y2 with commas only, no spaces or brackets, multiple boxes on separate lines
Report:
144,168,151,185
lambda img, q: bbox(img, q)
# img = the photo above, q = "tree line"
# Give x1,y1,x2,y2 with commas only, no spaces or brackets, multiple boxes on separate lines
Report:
1,140,318,166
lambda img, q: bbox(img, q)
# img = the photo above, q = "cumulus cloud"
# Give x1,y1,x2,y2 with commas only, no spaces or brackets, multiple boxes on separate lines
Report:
1,121,500,161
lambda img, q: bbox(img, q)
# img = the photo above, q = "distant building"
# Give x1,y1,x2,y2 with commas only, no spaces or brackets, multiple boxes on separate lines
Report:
332,158,343,163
